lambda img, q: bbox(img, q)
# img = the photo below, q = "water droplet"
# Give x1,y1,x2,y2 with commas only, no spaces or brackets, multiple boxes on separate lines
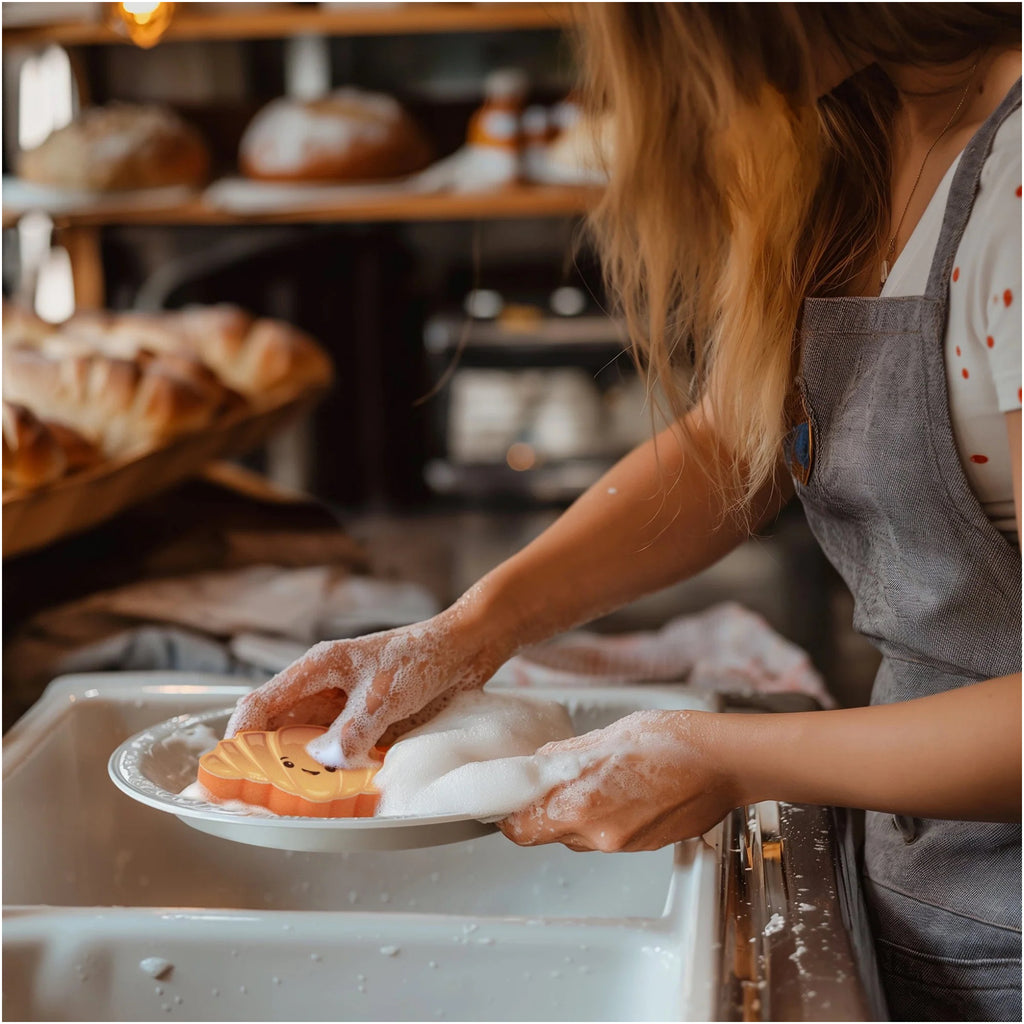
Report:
173,996,183,1005
379,945,400,957
272,977,281,986
428,961,439,969
310,953,322,963
239,985,247,994
211,988,219,998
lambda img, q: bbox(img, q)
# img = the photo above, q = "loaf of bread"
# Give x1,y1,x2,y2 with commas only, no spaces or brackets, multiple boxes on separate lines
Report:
18,104,209,191
2,346,227,458
61,305,332,402
239,88,432,182
2,401,102,491
174,307,334,399
3,402,67,490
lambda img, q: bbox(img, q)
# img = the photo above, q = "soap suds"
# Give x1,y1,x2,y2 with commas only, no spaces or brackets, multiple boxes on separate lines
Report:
177,780,278,818
763,913,785,936
162,724,220,758
138,957,173,980
225,595,504,768
374,690,574,819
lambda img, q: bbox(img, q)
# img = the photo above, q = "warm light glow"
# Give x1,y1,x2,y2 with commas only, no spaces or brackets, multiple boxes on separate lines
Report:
115,1,175,48
122,0,162,18
506,442,537,472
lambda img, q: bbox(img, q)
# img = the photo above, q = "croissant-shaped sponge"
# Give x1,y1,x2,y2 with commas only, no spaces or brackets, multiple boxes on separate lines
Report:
198,726,382,818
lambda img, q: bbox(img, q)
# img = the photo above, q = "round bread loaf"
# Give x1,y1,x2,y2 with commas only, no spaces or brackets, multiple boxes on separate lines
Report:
18,104,209,191
239,88,432,182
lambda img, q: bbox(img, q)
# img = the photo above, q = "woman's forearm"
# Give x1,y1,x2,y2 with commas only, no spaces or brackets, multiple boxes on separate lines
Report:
457,406,791,662
715,674,1022,821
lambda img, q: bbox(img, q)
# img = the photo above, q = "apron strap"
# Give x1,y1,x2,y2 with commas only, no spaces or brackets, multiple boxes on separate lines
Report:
925,78,1021,302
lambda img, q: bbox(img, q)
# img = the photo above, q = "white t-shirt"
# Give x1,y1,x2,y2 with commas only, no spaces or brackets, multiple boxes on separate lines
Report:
881,106,1022,543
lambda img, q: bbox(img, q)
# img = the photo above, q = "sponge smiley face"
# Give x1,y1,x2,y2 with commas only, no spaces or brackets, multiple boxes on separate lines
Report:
197,726,382,817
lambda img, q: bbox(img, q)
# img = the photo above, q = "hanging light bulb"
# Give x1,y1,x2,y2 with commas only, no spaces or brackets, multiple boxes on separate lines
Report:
114,1,176,49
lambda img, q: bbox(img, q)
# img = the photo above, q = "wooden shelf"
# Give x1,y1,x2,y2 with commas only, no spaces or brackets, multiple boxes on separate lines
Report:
1,183,600,228
2,3,574,48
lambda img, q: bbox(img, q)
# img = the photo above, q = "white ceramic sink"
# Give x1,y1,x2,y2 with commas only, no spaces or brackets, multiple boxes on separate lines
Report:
3,673,720,1021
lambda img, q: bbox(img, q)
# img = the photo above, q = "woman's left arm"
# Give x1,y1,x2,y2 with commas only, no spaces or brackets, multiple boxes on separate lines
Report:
501,676,1021,853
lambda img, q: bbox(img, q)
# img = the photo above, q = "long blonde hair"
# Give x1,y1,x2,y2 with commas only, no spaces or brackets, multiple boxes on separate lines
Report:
580,3,1020,519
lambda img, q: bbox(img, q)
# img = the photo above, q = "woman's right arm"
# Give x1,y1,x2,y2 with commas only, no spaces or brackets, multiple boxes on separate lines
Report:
467,403,792,656
227,404,792,765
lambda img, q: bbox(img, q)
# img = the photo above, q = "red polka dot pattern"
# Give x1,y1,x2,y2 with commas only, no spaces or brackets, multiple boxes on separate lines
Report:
1004,289,1013,307
953,267,960,282
986,336,995,348
970,454,989,464
962,368,970,379
955,345,962,356
1017,185,1022,198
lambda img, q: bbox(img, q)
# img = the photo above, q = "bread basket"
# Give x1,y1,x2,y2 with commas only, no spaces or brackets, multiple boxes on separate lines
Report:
2,387,324,558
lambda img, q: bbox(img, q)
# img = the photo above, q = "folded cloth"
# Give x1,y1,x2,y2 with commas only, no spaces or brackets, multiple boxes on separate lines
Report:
497,602,832,707
75,567,439,644
3,567,439,724
374,690,575,820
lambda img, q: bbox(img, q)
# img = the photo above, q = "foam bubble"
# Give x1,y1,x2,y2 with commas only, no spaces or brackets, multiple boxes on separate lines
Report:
374,691,574,818
138,957,173,980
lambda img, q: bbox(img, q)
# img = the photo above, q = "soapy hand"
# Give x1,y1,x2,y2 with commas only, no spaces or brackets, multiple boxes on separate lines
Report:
225,603,505,768
499,710,740,852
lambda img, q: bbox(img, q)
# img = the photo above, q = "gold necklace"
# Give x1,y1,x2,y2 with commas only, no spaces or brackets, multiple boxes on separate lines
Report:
880,64,978,287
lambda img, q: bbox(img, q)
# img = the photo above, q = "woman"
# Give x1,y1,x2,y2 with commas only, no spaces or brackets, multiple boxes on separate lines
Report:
228,5,1022,1018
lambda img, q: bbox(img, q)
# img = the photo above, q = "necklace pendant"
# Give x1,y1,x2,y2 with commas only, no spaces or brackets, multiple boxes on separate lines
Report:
880,259,890,286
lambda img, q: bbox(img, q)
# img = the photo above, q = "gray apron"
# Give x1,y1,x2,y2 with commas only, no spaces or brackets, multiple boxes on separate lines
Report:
786,80,1022,1021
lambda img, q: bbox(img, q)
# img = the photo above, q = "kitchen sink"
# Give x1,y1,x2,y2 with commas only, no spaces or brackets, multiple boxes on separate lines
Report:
3,673,720,1021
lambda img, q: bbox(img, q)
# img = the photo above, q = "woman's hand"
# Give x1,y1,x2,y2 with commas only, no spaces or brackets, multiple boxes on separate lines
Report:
499,710,742,852
225,600,509,768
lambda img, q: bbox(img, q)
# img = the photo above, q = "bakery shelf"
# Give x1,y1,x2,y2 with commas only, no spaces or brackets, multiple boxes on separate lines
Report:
1,3,574,48
1,184,599,228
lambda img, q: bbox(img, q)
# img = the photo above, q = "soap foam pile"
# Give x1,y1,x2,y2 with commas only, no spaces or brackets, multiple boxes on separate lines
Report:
373,690,577,820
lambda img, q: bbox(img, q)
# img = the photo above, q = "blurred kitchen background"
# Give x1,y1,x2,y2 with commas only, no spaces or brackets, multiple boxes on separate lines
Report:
1,1,880,722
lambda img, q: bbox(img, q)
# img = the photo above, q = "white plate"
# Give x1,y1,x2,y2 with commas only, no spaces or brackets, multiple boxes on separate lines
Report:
107,708,496,853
